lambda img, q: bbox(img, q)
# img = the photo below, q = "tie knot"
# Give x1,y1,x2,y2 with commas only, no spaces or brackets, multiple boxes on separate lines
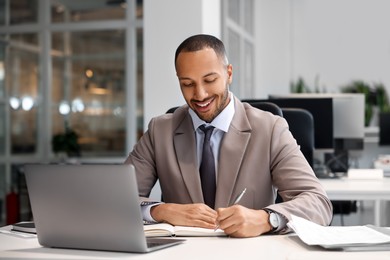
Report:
199,125,214,140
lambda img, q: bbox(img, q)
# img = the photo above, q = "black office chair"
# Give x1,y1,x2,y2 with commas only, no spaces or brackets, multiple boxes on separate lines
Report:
281,108,314,167
243,101,283,117
166,106,179,114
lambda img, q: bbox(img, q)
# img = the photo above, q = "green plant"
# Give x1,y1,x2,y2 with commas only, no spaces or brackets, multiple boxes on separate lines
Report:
290,77,311,93
52,124,81,157
341,80,390,126
374,82,390,113
290,75,325,93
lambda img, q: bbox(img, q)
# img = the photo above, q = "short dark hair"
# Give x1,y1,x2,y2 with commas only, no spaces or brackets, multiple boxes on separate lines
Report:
174,34,228,68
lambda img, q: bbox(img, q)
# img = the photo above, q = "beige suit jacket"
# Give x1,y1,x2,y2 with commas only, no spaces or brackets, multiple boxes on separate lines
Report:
125,96,332,227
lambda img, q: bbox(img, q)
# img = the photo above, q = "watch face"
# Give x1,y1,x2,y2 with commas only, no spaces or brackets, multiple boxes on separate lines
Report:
269,213,279,229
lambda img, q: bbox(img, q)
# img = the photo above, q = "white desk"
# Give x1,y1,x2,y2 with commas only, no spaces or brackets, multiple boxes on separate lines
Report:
0,226,389,260
320,177,390,226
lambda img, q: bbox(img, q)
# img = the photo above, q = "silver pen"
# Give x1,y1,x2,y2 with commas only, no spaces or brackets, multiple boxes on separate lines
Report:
214,188,247,231
232,188,247,205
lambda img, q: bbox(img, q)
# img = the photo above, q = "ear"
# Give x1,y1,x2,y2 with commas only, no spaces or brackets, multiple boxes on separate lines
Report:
227,64,233,84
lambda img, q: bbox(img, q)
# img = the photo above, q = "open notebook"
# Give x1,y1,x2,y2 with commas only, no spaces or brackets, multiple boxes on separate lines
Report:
24,164,184,253
144,223,226,237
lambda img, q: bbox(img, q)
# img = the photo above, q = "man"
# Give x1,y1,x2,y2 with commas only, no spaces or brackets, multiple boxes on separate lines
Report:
125,34,332,238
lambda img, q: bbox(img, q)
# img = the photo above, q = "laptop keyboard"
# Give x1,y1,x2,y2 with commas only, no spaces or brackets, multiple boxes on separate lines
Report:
147,241,164,248
146,238,185,249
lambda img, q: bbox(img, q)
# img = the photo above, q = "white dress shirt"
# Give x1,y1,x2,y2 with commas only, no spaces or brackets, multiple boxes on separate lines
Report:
189,92,235,175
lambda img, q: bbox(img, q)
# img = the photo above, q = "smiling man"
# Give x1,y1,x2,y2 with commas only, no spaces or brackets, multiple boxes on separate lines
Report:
125,34,332,238
175,39,231,123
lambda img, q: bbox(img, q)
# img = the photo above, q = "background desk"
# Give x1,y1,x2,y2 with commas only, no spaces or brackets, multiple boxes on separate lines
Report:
320,177,390,226
1,226,390,260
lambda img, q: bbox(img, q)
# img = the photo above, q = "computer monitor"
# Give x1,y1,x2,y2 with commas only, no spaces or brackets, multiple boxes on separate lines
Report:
379,113,390,146
269,93,365,173
330,94,365,150
268,93,365,148
263,96,334,150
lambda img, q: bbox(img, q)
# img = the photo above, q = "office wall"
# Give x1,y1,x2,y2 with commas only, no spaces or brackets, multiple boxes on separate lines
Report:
255,0,292,98
289,0,390,166
146,0,390,111
254,0,390,97
290,0,390,94
144,0,390,131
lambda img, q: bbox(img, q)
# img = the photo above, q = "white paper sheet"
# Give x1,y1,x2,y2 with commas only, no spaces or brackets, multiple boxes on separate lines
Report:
288,215,390,247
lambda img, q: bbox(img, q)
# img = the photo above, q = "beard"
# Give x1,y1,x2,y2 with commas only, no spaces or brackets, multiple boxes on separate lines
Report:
195,85,230,123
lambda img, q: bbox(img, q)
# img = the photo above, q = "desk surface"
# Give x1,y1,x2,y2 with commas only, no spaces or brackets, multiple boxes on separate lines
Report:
1,226,390,260
320,177,390,226
320,177,390,200
2,178,390,259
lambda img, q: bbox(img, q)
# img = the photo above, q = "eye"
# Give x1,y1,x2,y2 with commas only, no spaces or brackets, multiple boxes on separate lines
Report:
205,77,217,84
181,81,193,87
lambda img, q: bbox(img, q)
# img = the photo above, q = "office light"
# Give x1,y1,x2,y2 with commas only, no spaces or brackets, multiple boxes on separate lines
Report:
21,96,34,111
72,98,85,113
85,69,94,78
113,106,123,116
9,96,20,110
59,101,70,115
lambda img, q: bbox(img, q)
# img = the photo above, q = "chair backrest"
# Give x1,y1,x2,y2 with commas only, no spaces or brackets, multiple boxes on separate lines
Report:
281,108,314,167
166,106,179,114
243,101,283,117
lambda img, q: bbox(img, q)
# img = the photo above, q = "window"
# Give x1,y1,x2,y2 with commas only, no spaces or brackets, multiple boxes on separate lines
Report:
222,0,255,99
0,0,39,25
50,1,126,23
0,0,143,225
51,30,126,156
5,34,40,154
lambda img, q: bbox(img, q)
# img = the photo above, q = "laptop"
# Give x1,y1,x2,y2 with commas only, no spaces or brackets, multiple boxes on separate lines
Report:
24,163,184,253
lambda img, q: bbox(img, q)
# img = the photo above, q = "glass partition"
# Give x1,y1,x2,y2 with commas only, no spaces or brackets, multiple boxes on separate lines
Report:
52,30,126,157
0,105,5,156
0,38,5,156
0,0,39,25
0,0,142,223
50,0,126,23
5,34,40,154
0,38,4,98
0,164,5,225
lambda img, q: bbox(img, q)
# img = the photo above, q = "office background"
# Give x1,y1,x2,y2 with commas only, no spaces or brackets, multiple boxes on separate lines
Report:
0,0,389,225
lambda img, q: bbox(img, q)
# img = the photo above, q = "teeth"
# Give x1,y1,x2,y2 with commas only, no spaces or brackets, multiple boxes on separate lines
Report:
198,101,210,107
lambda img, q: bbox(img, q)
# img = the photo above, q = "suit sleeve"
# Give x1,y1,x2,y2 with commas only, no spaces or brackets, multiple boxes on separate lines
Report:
265,117,333,232
125,118,159,199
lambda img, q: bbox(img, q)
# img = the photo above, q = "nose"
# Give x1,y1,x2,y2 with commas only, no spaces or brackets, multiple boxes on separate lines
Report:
193,84,208,100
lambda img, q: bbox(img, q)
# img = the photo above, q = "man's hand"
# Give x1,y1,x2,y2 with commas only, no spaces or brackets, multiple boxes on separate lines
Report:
216,206,272,237
150,203,217,229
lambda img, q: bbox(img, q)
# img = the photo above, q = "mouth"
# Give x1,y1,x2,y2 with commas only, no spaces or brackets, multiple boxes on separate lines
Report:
193,98,214,112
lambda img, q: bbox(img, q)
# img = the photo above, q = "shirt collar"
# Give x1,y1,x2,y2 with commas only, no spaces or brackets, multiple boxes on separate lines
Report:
189,92,235,133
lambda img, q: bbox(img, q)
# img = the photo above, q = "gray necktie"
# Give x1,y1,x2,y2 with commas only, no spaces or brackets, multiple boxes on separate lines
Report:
199,125,216,209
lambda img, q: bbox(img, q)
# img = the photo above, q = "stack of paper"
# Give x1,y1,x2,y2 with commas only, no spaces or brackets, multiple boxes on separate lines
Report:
288,215,390,251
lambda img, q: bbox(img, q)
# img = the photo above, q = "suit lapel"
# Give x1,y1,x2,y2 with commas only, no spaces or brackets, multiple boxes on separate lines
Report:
173,112,204,203
172,98,252,208
215,98,252,208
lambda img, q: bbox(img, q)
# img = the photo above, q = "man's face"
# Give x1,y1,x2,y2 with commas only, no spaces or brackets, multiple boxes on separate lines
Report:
176,48,233,123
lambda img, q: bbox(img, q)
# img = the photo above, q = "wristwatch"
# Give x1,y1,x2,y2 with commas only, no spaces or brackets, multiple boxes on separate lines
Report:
265,209,280,232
